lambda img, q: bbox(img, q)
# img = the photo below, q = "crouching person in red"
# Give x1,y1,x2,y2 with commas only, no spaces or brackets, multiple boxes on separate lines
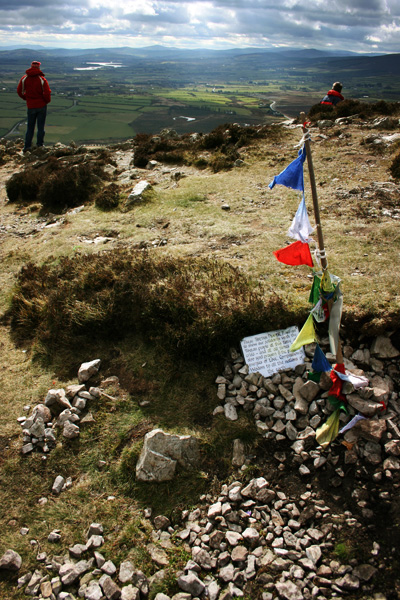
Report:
320,82,344,106
17,60,51,153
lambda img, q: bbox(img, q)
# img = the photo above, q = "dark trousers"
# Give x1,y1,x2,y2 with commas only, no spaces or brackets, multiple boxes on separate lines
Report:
24,106,47,150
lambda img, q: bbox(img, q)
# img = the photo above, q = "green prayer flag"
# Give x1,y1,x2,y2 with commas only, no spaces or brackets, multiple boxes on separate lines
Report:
308,371,321,383
309,274,321,305
327,395,348,413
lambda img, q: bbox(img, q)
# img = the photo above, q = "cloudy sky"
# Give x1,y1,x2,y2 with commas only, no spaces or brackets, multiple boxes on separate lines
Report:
0,0,399,53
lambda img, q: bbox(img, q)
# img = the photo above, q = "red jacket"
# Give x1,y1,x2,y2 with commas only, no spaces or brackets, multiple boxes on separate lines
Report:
17,67,51,109
320,89,344,106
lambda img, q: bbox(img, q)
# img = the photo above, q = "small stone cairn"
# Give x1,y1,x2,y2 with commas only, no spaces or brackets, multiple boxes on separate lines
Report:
18,360,102,456
214,335,400,478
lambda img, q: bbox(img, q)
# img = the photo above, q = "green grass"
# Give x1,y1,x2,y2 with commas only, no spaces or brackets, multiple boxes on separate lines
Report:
44,114,137,142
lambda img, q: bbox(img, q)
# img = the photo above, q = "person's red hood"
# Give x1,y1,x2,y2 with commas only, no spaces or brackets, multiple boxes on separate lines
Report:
25,67,45,77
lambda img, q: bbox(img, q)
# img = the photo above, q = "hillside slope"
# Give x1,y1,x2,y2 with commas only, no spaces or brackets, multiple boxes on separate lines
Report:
0,110,399,599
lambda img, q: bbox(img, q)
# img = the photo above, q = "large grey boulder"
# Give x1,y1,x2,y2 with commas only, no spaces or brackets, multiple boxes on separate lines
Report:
136,429,199,482
136,449,177,482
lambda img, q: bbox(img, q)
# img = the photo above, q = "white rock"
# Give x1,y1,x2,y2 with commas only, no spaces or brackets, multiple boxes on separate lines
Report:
224,403,238,421
52,475,65,496
78,359,101,383
0,549,22,571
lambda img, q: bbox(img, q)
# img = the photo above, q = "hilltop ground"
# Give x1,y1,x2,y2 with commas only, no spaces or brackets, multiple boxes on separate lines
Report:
0,104,400,599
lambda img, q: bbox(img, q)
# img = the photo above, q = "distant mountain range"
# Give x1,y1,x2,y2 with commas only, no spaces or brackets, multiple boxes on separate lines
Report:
2,46,399,80
0,44,381,59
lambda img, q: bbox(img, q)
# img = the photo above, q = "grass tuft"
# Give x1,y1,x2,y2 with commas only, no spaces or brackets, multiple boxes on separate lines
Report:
7,250,295,363
5,151,110,212
95,182,122,211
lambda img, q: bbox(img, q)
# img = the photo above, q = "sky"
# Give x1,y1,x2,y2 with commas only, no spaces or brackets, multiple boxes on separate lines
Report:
0,0,400,53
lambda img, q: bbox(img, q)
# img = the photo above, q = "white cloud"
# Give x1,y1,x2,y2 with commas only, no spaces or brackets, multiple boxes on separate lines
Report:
0,0,399,52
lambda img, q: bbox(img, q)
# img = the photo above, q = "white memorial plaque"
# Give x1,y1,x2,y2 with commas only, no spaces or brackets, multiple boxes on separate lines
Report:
240,326,305,377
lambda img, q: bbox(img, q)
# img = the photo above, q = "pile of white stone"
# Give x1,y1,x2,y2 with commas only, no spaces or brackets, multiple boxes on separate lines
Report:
3,523,152,600
214,335,400,478
18,360,102,456
168,476,383,600
1,475,388,600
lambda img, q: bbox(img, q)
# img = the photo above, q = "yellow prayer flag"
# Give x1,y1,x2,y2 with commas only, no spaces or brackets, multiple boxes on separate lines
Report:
321,269,335,293
290,314,316,352
316,409,341,450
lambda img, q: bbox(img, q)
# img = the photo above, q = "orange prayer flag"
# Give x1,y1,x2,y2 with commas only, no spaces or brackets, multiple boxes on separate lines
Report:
273,241,313,267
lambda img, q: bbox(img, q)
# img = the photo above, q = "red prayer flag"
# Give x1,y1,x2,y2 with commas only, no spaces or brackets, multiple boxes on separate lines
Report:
273,241,314,267
329,363,346,402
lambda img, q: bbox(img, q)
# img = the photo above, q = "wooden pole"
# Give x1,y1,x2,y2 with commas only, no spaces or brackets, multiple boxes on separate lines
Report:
300,111,327,271
300,112,343,363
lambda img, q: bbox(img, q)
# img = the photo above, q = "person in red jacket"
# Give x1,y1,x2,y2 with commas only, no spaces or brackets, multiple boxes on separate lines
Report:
320,82,344,106
17,60,51,153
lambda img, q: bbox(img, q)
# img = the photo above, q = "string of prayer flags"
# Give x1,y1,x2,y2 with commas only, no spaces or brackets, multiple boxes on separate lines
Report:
268,146,306,192
273,240,314,267
289,313,316,351
269,118,369,451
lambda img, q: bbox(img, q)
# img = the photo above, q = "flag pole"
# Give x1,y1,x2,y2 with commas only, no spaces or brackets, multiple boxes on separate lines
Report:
300,112,343,364
300,112,327,271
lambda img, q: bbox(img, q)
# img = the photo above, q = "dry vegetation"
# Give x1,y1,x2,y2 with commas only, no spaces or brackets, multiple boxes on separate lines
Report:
0,104,400,598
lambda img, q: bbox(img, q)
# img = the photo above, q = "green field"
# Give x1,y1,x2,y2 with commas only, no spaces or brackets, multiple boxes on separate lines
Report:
2,56,399,143
0,78,285,144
